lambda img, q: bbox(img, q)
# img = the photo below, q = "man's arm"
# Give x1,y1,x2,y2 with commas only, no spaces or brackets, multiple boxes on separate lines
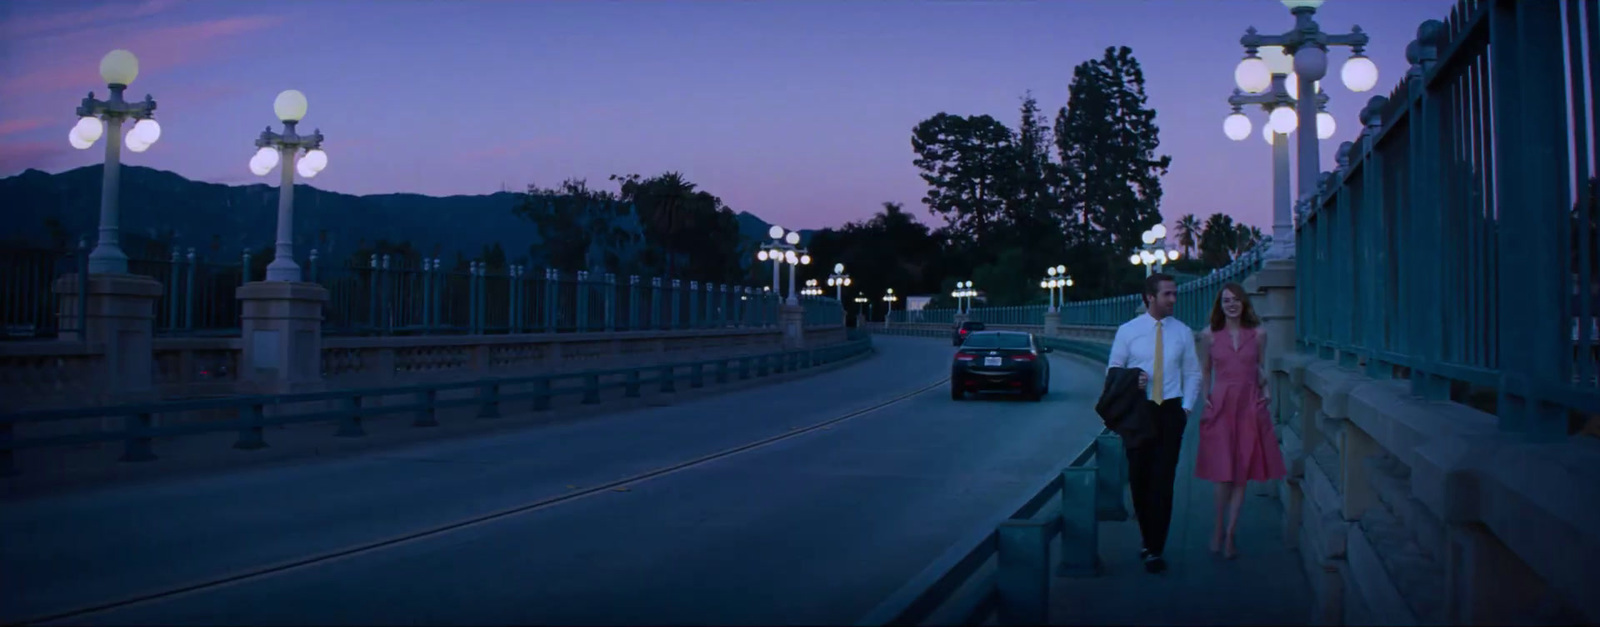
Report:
1181,326,1204,412
1107,325,1130,371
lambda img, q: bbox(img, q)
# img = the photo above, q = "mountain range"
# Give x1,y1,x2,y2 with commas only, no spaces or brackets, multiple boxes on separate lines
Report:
0,166,813,266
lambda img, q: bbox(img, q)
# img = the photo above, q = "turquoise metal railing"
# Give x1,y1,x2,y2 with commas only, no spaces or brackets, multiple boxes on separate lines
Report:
1299,0,1596,438
900,243,1271,332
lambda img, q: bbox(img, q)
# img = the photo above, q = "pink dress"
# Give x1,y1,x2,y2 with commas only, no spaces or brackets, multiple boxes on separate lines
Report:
1194,327,1287,483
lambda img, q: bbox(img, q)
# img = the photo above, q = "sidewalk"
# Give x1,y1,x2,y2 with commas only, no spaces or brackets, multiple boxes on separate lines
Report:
1050,416,1312,626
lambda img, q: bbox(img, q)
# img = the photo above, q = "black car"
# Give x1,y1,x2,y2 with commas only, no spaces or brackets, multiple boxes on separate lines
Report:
951,331,1052,401
953,320,987,346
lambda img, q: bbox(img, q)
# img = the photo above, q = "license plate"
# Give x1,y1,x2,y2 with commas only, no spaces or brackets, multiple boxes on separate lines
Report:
984,357,1003,367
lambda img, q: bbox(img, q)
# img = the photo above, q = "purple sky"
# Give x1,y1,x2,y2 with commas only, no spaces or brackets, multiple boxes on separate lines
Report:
1,0,1453,232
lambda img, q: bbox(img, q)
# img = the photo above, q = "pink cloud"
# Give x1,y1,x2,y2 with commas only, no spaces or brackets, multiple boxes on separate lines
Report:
0,15,285,98
0,0,184,41
0,118,53,137
0,139,77,174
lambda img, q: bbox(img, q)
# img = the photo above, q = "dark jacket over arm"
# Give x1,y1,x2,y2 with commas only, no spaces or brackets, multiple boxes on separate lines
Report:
1097,367,1156,449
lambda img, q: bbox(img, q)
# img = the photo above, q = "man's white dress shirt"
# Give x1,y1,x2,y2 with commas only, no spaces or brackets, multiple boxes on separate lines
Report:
1108,313,1203,412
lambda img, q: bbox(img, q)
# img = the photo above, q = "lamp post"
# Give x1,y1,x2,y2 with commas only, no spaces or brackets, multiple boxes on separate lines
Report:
1224,45,1336,259
1234,0,1378,254
951,281,976,315
882,289,899,326
250,90,328,282
1130,225,1181,277
69,50,162,275
827,263,851,302
854,295,871,319
1040,265,1072,311
757,226,806,304
802,278,823,297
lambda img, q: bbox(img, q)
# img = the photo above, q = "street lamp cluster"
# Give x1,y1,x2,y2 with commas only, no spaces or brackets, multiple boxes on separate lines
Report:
951,280,977,314
68,49,162,274
827,263,852,301
1040,265,1071,311
1131,225,1181,277
882,288,899,322
755,225,811,305
801,279,823,297
1228,0,1379,257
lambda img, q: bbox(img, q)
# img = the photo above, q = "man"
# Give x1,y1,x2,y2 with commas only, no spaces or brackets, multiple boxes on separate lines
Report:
1107,273,1202,573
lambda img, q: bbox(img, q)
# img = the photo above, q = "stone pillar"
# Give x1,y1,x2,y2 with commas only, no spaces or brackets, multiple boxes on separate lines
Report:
954,311,969,327
1043,310,1061,336
54,273,163,404
856,312,867,329
236,281,329,395
1252,258,1299,507
780,303,805,349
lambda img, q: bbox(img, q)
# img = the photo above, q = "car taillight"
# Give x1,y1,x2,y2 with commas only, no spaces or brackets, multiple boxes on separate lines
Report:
955,353,977,361
1010,354,1035,362
959,329,968,335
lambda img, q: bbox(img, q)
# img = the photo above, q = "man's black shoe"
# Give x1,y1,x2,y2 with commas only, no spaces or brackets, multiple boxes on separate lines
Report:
1143,553,1167,573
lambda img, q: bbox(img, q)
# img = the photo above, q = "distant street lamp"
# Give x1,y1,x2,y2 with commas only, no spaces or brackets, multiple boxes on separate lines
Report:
1040,265,1072,311
827,263,852,301
250,89,328,282
951,280,977,314
69,49,162,275
854,295,872,319
1236,0,1377,215
802,278,823,297
1131,225,1181,277
882,288,899,325
756,226,807,304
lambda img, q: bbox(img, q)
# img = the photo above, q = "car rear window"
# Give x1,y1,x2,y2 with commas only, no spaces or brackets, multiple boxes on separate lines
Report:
961,322,986,330
961,333,1030,349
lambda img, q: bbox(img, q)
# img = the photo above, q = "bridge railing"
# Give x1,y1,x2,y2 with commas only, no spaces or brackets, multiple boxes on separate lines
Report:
0,337,874,478
1298,0,1596,436
898,242,1272,332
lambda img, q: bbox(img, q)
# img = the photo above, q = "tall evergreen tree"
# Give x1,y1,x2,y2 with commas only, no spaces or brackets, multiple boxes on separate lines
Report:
1054,46,1172,253
911,113,1017,250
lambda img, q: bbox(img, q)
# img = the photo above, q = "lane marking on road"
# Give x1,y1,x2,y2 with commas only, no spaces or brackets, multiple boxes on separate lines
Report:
17,376,950,626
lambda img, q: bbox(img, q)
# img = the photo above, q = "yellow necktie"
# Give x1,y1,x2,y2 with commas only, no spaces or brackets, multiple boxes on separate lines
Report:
1152,320,1165,403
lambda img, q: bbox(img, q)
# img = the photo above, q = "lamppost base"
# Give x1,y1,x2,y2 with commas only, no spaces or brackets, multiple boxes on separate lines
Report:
1044,310,1061,336
264,258,304,283
1265,238,1296,261
87,245,130,276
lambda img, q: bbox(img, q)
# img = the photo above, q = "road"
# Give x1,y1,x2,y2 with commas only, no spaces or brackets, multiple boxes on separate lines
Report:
1,335,1111,626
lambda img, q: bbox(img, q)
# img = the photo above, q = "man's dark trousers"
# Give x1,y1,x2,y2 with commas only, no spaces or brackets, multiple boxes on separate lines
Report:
1124,398,1187,556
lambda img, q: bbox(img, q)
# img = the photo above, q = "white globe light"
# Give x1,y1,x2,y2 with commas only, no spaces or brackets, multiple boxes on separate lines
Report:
1342,55,1379,92
74,116,104,143
1258,45,1295,75
1293,46,1328,81
844,278,851,286
1141,250,1156,264
301,148,328,172
1151,224,1167,239
1167,249,1181,261
785,231,800,245
1234,56,1271,93
250,159,272,176
1223,113,1252,141
833,262,844,273
124,134,150,153
1317,111,1337,139
1263,124,1276,145
1269,106,1299,133
784,251,798,264
1055,264,1065,274
297,158,319,178
801,254,811,265
757,250,769,261
254,147,280,170
274,89,308,122
1047,267,1057,276
99,49,139,85
131,118,161,144
1040,281,1048,289
768,225,785,240
69,128,93,150
1282,0,1326,9
1066,279,1074,287
1129,254,1141,266
828,278,836,286
1142,230,1157,245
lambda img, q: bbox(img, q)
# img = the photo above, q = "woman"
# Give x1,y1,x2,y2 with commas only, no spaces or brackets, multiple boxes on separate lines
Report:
1194,282,1286,559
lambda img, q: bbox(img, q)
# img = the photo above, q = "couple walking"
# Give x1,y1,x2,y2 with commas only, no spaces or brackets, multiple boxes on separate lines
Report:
1096,273,1286,573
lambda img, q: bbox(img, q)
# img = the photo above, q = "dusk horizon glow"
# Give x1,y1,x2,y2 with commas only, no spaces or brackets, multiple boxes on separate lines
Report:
1,0,1452,232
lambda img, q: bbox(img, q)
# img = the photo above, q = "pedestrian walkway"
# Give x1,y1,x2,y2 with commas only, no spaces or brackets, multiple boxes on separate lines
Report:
1050,415,1312,625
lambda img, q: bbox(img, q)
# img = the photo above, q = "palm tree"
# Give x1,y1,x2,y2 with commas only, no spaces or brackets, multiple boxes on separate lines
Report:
1232,224,1265,258
1176,214,1201,259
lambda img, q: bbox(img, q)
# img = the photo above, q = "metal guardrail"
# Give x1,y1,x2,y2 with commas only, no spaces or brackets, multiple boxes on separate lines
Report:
0,337,874,477
858,333,1128,625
